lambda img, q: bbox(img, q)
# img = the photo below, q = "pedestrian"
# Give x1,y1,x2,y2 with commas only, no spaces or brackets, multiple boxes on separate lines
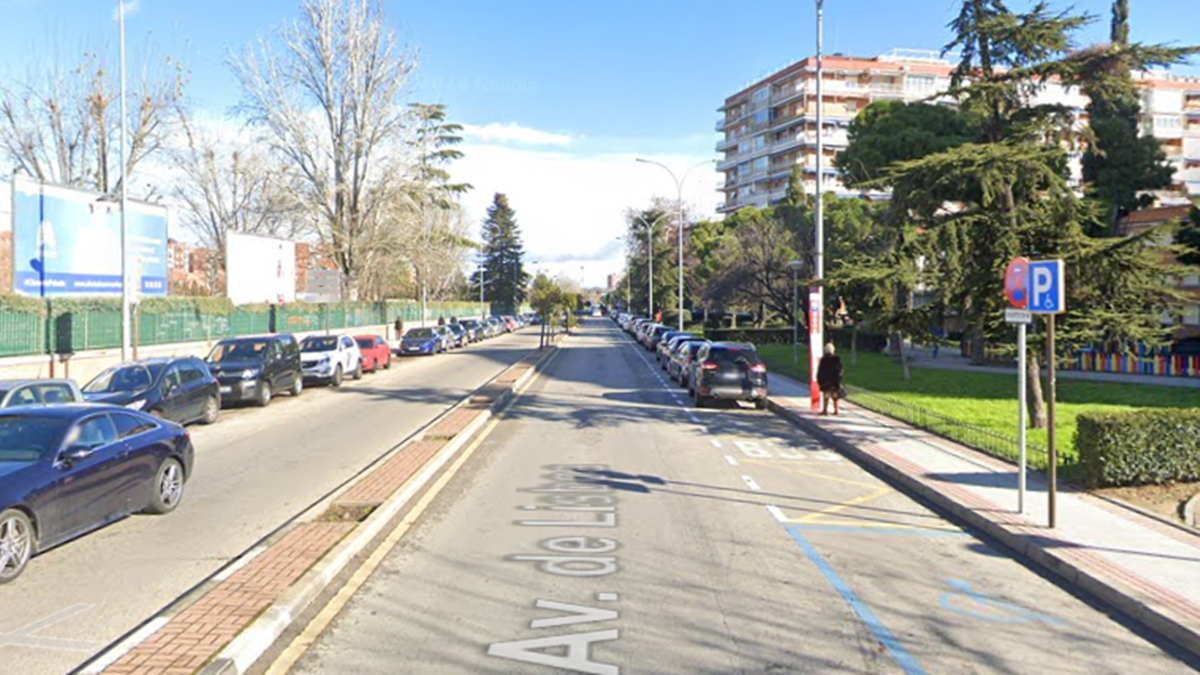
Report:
437,316,446,327
654,310,662,323
394,316,403,339
817,342,844,416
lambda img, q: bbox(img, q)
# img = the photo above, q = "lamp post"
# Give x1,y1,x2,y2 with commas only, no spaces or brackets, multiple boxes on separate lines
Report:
809,0,827,411
118,0,132,362
636,158,714,331
788,260,805,367
478,266,486,318
631,212,669,318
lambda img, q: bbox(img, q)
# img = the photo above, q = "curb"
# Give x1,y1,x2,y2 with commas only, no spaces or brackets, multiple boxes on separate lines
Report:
1184,493,1199,530
197,343,561,675
766,398,1200,662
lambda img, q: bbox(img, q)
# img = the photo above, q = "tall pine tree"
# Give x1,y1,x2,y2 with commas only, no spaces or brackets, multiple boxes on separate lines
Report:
472,194,528,314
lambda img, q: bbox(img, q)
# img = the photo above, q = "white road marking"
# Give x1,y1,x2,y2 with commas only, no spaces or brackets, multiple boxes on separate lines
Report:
766,505,787,523
724,455,739,466
742,475,761,491
710,438,723,448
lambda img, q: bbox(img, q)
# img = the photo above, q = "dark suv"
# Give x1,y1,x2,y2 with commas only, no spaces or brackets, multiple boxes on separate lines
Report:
205,334,303,407
689,342,768,409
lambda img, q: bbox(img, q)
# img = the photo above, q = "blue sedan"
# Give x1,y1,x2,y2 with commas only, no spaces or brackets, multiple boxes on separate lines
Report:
0,404,195,584
396,327,443,356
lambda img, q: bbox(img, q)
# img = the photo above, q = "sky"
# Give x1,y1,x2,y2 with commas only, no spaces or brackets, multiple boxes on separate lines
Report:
1,0,1198,288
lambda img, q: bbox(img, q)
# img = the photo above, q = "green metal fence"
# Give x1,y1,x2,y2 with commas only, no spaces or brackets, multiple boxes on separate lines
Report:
0,299,493,358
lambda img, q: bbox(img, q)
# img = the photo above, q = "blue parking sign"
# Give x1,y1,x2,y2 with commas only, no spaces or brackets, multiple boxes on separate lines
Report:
1028,260,1065,313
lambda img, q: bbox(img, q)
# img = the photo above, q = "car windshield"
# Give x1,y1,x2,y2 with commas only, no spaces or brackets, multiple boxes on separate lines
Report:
406,328,434,339
302,337,339,352
0,415,70,462
708,348,760,368
356,338,375,349
208,340,269,363
84,364,158,394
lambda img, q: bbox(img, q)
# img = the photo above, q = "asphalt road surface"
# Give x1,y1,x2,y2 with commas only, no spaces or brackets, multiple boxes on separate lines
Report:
288,318,1198,674
0,330,541,675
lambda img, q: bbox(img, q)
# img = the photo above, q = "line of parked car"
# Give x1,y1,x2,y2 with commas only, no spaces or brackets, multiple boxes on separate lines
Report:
0,316,535,584
612,311,769,410
396,314,535,356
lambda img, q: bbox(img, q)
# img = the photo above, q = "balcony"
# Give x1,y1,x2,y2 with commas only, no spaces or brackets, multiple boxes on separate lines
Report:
869,82,906,98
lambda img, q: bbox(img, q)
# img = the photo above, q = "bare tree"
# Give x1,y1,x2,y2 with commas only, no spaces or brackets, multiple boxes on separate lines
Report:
171,114,308,289
231,0,416,300
0,46,184,195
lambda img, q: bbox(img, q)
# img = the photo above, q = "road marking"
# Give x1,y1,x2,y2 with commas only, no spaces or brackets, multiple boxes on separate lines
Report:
265,347,560,675
939,579,1066,625
794,486,892,525
685,413,700,424
724,454,739,466
766,505,787,523
741,475,761,491
693,425,709,435
0,604,102,653
784,525,927,675
791,524,967,537
710,438,722,448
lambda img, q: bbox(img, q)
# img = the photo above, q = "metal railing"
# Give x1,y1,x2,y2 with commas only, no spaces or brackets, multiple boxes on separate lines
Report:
843,385,1075,474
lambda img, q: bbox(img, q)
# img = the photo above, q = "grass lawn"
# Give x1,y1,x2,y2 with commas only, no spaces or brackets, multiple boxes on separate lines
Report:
757,344,1198,471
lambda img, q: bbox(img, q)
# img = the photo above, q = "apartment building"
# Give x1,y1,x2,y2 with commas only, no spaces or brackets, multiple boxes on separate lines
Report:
716,49,1200,213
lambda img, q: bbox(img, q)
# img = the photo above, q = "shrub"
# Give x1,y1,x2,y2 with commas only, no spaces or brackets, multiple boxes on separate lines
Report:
1075,410,1200,487
705,327,793,345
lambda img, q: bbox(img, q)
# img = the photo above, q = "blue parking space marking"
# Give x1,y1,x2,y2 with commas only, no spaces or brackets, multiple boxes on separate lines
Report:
939,579,1067,625
784,525,928,675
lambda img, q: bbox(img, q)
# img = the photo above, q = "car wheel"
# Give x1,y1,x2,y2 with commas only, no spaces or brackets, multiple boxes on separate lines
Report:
201,395,220,425
755,398,768,411
145,458,185,515
256,381,272,407
383,356,390,370
331,365,344,387
290,375,303,397
693,394,708,408
0,509,34,585
353,360,363,380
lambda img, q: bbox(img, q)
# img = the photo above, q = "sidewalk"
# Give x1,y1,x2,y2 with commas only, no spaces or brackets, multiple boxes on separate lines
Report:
766,371,1200,659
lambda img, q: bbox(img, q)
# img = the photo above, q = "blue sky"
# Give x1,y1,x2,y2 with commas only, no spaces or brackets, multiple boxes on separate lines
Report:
2,0,1198,286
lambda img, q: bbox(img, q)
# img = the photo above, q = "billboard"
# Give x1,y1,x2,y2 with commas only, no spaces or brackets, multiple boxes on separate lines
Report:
11,176,168,298
226,232,296,305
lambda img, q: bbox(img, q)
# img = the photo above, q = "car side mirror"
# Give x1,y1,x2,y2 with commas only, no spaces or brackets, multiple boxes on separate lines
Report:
62,444,93,462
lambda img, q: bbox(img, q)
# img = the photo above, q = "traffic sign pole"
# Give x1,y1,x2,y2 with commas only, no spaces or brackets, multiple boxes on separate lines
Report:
1017,322,1027,514
1047,314,1057,529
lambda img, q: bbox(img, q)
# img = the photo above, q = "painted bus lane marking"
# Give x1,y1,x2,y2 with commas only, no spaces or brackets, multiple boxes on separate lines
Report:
489,464,623,674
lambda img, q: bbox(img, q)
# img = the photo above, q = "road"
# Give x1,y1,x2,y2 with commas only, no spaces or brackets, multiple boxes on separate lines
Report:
286,319,1197,674
0,329,542,675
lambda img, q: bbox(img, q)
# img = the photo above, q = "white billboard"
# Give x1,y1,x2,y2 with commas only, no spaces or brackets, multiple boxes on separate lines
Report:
226,232,296,305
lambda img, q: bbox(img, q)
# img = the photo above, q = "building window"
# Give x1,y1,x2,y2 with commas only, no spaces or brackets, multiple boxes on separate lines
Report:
906,75,935,95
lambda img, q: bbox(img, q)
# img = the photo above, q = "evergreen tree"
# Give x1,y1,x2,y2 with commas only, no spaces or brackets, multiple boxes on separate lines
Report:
1070,0,1196,233
1179,207,1200,267
472,194,528,313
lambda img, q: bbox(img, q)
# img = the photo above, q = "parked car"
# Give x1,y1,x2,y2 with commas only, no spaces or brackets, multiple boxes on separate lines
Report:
669,340,709,386
206,334,303,407
657,332,695,367
0,405,194,583
458,319,483,343
355,335,391,373
645,324,672,351
446,323,468,348
0,380,84,408
433,325,459,350
83,357,220,426
689,342,768,409
300,335,363,386
397,327,443,356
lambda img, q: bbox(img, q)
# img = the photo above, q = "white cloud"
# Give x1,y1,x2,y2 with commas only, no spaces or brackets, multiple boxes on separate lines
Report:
453,127,721,290
461,122,574,147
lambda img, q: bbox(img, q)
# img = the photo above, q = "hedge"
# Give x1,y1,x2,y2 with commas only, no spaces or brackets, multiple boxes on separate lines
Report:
1074,410,1200,487
704,326,889,351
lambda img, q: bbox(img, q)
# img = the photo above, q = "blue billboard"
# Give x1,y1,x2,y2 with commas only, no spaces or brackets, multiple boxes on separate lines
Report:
11,177,168,298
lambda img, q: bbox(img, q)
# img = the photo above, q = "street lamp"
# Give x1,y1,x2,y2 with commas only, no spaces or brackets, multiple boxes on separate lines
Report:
631,212,669,318
477,265,486,318
636,158,714,331
809,0,827,411
118,1,132,361
788,260,805,366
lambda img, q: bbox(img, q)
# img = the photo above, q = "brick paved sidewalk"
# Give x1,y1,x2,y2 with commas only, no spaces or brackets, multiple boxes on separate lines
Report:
92,343,557,675
766,371,1200,660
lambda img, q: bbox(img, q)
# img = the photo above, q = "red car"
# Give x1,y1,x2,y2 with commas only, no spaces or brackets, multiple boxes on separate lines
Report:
355,335,391,373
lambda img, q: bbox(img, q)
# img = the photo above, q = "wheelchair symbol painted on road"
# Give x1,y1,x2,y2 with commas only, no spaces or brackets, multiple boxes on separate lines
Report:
939,579,1067,625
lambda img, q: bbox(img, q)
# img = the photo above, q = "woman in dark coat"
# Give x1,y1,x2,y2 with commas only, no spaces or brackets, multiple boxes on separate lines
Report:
816,342,844,416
